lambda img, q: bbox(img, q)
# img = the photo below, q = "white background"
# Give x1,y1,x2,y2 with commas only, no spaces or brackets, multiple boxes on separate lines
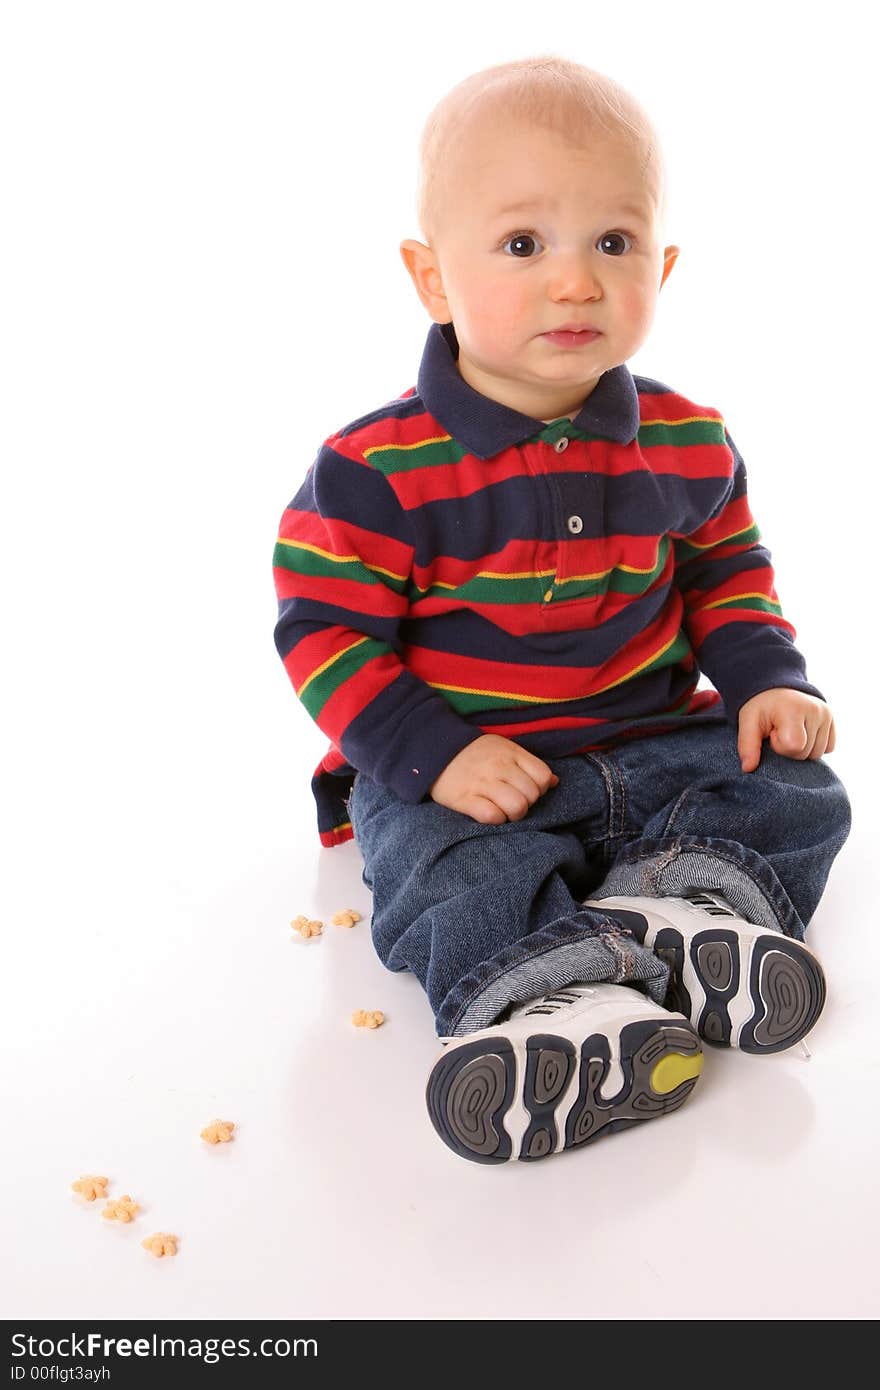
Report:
3,0,878,1321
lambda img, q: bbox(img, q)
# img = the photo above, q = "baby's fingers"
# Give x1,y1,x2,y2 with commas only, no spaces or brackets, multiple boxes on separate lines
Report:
770,719,810,758
516,752,559,793
465,795,509,825
807,712,836,760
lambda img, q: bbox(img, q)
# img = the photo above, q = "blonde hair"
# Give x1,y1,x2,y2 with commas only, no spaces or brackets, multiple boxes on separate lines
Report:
415,54,667,247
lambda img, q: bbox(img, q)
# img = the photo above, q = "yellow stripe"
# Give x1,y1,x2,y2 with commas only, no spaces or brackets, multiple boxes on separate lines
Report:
591,631,682,697
297,636,371,698
700,591,781,611
679,524,755,553
276,536,407,584
640,413,723,427
363,432,452,457
426,680,565,704
567,557,661,580
424,631,682,705
423,568,557,590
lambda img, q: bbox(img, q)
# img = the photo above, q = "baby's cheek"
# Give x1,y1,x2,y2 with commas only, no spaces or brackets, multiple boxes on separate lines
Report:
620,283,656,333
484,291,528,343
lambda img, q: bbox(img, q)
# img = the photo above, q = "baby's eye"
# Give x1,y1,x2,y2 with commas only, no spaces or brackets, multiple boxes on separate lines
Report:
502,231,543,258
597,231,633,256
500,229,634,258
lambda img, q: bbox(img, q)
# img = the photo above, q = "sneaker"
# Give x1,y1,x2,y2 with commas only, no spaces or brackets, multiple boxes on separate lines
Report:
425,983,703,1164
582,892,826,1054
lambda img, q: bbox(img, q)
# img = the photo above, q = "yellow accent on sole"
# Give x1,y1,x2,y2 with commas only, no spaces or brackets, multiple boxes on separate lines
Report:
650,1051,704,1095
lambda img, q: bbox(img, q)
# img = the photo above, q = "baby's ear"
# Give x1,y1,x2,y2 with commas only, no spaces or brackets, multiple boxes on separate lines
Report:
659,245,680,290
399,239,451,323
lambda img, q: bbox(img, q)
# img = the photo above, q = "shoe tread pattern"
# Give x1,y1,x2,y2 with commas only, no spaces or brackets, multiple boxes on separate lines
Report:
600,908,825,1053
426,1021,701,1165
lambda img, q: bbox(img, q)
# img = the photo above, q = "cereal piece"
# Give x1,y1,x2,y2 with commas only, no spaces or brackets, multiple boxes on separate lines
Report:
200,1119,235,1145
333,909,362,928
102,1194,140,1223
71,1175,109,1201
142,1232,178,1258
351,1009,385,1029
290,914,323,937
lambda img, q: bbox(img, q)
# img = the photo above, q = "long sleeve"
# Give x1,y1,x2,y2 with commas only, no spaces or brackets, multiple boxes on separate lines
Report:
272,436,482,802
673,427,825,720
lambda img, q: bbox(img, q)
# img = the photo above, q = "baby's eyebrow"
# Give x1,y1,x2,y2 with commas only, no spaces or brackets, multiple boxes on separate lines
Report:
492,197,649,221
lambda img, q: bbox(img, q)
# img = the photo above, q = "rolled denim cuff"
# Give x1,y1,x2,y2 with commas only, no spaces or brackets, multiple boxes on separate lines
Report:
588,834,804,939
439,907,671,1038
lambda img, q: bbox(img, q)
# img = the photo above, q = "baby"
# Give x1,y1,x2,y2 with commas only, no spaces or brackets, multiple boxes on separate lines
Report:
272,55,851,1165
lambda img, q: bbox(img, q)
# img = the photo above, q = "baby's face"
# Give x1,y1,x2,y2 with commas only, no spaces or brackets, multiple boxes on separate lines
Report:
403,119,678,420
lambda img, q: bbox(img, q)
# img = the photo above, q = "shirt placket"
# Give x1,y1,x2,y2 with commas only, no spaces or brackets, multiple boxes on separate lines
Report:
530,421,589,609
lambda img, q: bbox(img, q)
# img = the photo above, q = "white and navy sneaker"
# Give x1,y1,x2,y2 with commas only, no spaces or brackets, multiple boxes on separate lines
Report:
582,892,826,1054
425,983,703,1164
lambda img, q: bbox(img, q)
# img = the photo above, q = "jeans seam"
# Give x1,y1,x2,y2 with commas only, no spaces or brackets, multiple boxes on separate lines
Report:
662,787,693,835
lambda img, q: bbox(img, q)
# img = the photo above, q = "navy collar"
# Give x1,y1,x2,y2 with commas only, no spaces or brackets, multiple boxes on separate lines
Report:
416,320,641,460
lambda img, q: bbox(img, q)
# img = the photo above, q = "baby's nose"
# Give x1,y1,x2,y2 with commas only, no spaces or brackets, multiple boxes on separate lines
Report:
546,251,603,294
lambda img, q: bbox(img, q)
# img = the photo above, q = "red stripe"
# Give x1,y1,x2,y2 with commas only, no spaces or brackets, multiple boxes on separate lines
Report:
404,603,681,698
314,654,403,740
283,626,375,686
637,392,724,425
277,507,412,575
674,493,754,545
319,824,355,848
679,563,778,607
688,606,797,643
274,570,407,616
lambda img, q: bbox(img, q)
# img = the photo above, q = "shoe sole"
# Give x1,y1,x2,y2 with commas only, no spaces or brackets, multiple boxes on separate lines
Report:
607,911,826,1054
425,1020,702,1164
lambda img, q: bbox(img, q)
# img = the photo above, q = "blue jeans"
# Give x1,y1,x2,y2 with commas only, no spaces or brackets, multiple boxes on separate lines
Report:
347,717,852,1038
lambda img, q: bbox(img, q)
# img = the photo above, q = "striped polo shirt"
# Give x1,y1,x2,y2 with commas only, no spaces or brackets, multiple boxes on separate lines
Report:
273,320,823,847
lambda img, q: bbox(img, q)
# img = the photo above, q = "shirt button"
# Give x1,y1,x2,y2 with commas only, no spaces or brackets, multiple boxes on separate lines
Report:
543,589,553,602
567,515,583,534
554,437,569,453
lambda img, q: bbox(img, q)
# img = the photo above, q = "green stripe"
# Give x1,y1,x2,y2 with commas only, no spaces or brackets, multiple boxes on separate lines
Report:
273,541,408,596
708,595,782,614
674,522,760,562
435,685,545,715
637,418,728,448
410,573,548,606
433,629,693,716
365,415,727,478
638,629,692,676
409,537,671,606
299,637,392,719
365,437,469,477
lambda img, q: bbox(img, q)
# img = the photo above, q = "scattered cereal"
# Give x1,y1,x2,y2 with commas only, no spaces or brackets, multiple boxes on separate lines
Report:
71,1175,109,1202
102,1195,140,1223
351,1009,385,1029
290,914,323,937
142,1233,178,1258
200,1119,235,1145
333,909,362,928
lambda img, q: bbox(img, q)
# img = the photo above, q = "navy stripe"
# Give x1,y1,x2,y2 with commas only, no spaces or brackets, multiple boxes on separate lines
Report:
294,444,415,548
401,587,673,666
339,392,427,437
274,599,403,662
675,544,777,593
412,470,734,561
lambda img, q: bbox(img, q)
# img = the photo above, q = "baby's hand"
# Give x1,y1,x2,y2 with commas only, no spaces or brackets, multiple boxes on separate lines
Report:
738,688,836,773
429,734,559,823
